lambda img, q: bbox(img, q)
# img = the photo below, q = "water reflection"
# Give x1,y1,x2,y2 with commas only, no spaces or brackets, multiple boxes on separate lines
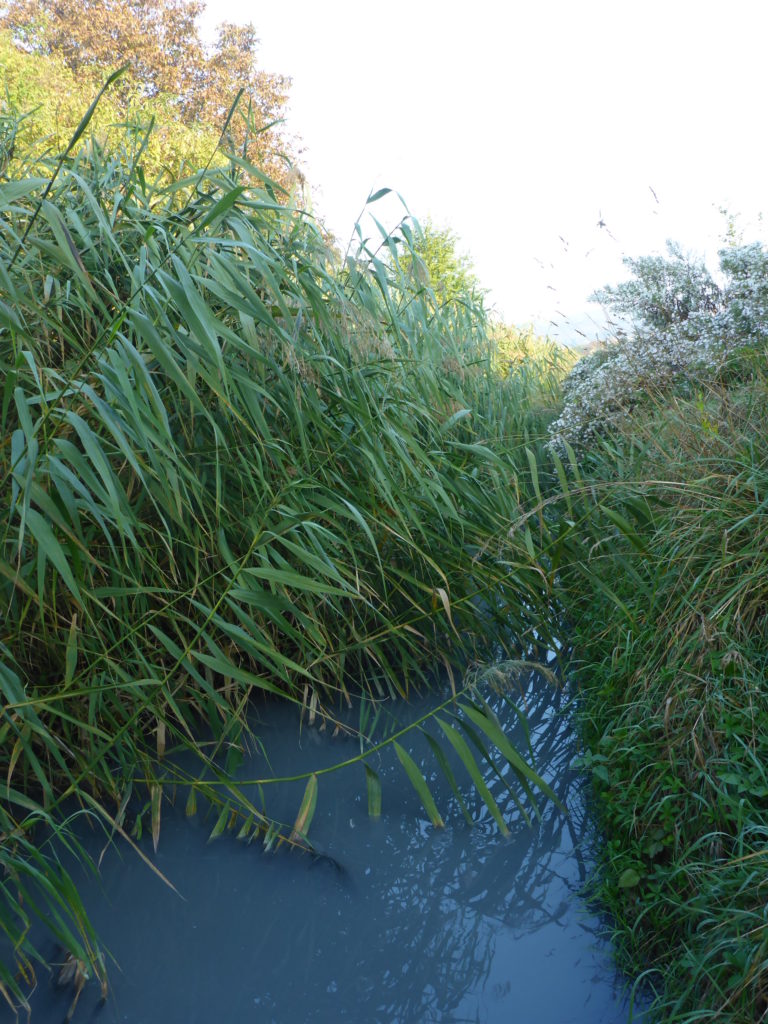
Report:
6,670,642,1023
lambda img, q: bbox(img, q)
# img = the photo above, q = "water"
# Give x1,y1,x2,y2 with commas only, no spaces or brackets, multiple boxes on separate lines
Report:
5,669,645,1023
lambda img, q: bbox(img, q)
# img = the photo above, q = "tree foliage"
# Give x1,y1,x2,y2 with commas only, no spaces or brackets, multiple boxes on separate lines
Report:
0,30,225,182
400,218,480,307
590,240,722,334
0,0,296,184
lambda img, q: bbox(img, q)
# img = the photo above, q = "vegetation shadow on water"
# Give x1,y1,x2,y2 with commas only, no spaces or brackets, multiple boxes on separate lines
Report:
5,665,645,1024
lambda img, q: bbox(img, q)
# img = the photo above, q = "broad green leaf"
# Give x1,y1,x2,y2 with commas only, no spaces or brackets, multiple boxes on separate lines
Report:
196,186,246,231
0,179,47,204
525,447,542,505
64,615,78,687
618,868,641,889
459,702,561,809
209,803,231,841
550,449,573,518
599,504,648,555
422,730,473,826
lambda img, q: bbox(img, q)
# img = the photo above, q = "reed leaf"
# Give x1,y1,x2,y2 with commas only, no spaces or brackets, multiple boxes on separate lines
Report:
393,742,444,828
290,774,319,843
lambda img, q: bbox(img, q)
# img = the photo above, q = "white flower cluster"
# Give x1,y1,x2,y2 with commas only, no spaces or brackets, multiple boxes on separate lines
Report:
718,243,768,346
547,327,726,450
548,241,768,451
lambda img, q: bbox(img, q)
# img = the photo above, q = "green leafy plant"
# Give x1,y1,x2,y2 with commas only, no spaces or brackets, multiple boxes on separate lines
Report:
0,87,569,1012
536,283,768,1019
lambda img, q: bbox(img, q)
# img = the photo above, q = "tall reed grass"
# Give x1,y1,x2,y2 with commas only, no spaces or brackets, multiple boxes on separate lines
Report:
0,108,568,1012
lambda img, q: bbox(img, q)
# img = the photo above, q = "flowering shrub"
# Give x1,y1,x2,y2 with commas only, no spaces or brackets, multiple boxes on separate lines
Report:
548,240,768,449
718,243,768,345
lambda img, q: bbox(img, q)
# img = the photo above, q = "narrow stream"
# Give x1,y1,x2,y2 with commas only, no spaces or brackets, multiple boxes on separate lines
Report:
6,667,645,1023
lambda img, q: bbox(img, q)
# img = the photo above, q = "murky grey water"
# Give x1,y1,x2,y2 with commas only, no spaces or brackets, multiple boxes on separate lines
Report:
6,669,646,1023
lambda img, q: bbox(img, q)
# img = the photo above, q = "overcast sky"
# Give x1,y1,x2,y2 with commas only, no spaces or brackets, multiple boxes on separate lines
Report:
198,0,768,343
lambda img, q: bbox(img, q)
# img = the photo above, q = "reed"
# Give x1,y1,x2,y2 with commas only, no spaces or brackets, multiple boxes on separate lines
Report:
0,106,567,1011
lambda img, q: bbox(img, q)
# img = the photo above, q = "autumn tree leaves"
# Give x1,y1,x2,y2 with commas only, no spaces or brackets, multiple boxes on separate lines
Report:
0,0,297,185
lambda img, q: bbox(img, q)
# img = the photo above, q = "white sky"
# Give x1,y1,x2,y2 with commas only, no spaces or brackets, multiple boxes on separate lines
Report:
198,0,768,343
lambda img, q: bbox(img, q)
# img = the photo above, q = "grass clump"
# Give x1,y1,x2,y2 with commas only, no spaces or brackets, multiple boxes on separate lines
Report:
0,105,569,1012
553,330,768,1019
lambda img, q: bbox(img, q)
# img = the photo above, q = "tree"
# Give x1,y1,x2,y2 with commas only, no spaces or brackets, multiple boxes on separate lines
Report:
0,0,296,184
590,241,722,335
0,29,225,182
400,219,481,307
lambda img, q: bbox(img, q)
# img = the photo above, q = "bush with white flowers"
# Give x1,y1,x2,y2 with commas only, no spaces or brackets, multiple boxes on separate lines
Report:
548,240,768,450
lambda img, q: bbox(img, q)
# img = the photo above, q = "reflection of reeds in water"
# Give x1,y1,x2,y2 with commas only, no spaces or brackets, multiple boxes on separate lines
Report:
312,670,614,1024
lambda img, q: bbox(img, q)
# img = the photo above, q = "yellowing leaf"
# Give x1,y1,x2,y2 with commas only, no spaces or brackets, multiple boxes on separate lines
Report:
150,783,162,853
434,587,460,639
290,773,318,843
365,764,382,818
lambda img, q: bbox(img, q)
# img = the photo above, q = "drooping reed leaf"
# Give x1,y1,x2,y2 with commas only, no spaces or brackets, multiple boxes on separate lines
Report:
435,719,509,836
290,773,319,843
393,742,444,828
364,764,382,819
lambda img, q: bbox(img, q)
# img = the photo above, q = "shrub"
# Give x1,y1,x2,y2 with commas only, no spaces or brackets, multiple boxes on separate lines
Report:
548,239,768,449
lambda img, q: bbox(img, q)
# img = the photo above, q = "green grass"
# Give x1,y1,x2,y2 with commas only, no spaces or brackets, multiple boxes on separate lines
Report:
0,105,569,1013
550,353,768,1021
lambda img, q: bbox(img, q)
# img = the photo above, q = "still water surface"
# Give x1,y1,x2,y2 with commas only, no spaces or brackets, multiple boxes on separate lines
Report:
11,669,645,1023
